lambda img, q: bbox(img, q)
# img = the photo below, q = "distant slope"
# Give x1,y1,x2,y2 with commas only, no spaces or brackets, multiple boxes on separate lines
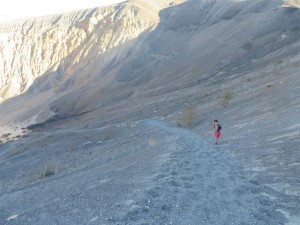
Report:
0,0,299,128
0,0,178,101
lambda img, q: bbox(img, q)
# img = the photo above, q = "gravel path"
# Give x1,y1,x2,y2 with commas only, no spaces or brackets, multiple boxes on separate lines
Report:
122,119,286,225
0,119,291,224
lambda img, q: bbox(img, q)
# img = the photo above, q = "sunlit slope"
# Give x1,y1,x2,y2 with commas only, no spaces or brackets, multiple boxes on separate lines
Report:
0,0,180,101
0,0,299,128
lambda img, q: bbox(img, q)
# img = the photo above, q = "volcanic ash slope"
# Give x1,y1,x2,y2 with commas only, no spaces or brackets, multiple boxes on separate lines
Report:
0,0,300,225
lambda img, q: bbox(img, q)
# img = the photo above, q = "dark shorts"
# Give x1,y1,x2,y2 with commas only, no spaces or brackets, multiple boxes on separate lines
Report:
215,132,221,138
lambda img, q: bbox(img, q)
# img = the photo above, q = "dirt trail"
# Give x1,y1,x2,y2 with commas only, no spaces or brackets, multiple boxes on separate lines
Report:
117,119,287,224
0,119,291,224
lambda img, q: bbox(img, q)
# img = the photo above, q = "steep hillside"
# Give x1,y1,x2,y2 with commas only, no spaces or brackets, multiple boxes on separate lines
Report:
0,0,299,127
0,0,300,224
0,1,155,100
0,0,188,126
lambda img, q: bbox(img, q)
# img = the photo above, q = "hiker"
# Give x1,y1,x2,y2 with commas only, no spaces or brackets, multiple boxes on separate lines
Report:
214,119,222,144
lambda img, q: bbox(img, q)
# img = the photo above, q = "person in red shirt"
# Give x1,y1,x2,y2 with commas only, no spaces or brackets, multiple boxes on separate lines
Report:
214,119,222,145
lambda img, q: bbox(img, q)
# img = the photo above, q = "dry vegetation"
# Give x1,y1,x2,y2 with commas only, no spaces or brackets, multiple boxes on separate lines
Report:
68,143,76,151
220,90,233,107
104,127,114,140
0,128,29,144
175,104,197,127
274,59,283,65
37,137,51,148
83,131,90,139
31,160,59,181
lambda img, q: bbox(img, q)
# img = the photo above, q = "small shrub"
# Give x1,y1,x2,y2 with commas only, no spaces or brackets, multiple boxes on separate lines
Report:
274,59,283,65
31,160,59,181
220,90,233,107
260,72,268,79
68,144,76,151
36,135,52,148
104,127,114,140
202,92,210,97
83,131,90,139
2,133,11,138
175,104,197,127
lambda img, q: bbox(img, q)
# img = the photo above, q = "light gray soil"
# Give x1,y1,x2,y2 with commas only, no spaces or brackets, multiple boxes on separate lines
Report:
0,0,300,224
0,116,299,224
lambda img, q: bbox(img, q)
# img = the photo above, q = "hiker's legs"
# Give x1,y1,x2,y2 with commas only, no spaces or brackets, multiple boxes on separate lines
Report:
214,132,220,144
215,137,218,144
